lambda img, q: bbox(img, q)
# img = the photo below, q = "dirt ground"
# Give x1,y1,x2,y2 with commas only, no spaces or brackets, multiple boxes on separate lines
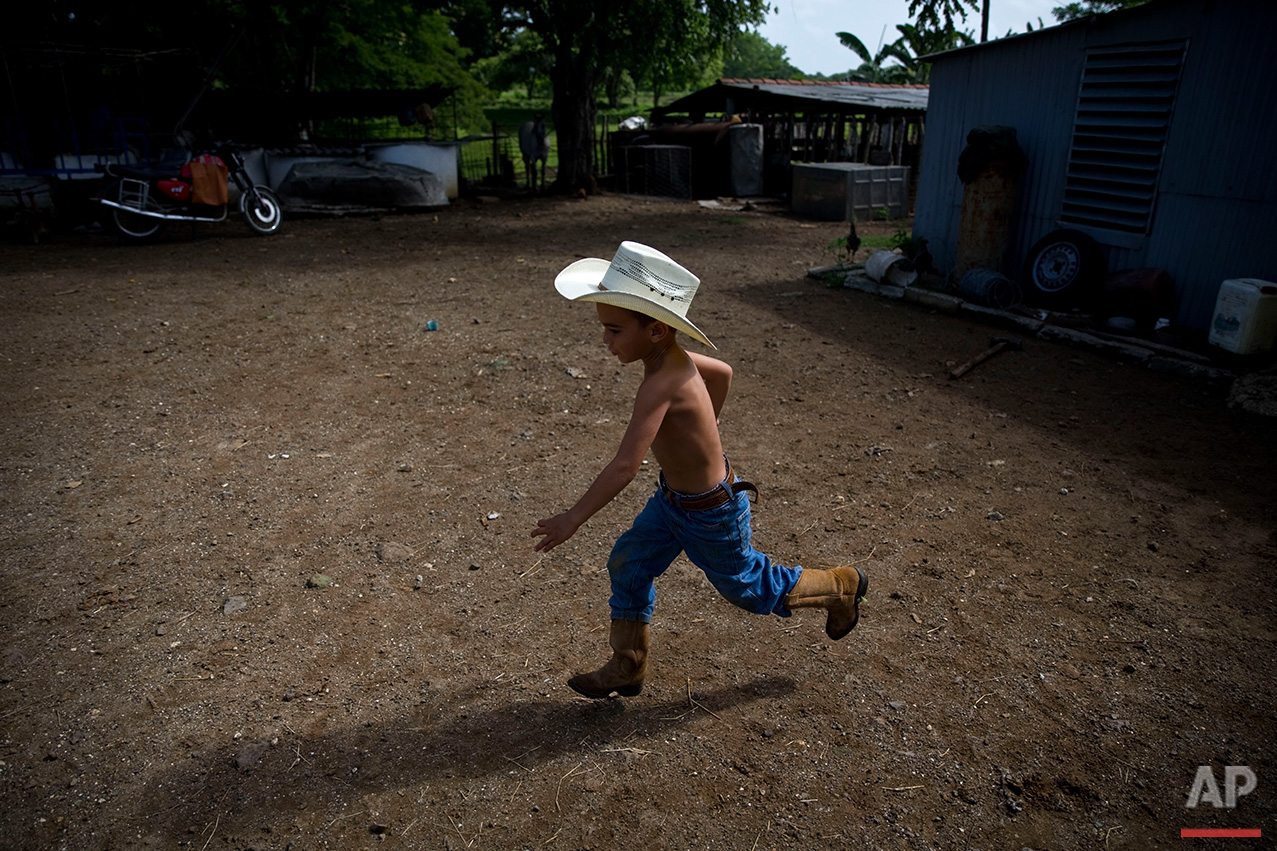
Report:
1,194,1274,851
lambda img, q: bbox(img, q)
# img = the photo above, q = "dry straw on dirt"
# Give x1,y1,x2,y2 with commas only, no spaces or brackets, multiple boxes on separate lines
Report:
1,194,1273,849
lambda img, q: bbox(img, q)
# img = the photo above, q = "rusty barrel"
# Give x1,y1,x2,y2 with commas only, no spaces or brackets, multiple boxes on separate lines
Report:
953,160,1020,279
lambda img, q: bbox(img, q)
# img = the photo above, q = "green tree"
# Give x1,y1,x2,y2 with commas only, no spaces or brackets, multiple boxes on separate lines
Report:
836,31,904,83
906,0,1147,42
1052,0,1151,20
599,66,638,109
230,0,492,137
442,0,513,61
838,21,972,83
472,28,553,100
301,2,475,92
879,23,974,83
906,0,980,33
505,0,769,193
12,0,493,138
628,7,725,108
724,30,802,79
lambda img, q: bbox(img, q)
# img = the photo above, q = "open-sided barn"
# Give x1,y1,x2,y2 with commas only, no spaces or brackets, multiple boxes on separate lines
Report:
637,79,929,198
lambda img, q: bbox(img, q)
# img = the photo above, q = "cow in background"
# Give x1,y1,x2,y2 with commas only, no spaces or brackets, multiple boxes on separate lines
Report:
518,115,550,192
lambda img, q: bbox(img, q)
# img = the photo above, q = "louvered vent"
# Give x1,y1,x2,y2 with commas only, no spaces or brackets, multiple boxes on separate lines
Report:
1061,41,1187,235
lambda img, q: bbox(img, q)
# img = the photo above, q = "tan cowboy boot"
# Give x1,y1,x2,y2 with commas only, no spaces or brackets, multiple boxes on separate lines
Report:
567,620,649,698
785,565,869,640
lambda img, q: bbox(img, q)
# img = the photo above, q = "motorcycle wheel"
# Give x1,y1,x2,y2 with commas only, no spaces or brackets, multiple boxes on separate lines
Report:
101,181,164,242
240,186,282,236
111,207,164,242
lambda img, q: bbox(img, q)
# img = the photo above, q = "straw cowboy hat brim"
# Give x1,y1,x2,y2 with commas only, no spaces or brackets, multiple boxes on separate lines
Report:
555,253,716,349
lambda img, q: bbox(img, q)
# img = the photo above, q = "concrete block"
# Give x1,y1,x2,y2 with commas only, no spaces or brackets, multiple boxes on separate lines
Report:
904,288,963,314
958,301,1045,335
1148,357,1233,382
1039,325,1153,362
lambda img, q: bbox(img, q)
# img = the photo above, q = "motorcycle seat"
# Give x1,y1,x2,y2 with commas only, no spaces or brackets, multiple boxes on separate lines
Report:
110,164,182,181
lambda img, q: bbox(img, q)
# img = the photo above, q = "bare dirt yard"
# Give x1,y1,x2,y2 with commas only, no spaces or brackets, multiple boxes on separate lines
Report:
1,193,1274,851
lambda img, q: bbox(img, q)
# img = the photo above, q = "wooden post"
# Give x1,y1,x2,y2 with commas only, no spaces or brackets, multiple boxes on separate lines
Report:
601,114,610,176
492,121,499,181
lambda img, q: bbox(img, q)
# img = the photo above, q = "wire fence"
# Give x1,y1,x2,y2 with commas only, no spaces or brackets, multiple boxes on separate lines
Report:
457,115,622,191
613,145,692,199
457,126,522,188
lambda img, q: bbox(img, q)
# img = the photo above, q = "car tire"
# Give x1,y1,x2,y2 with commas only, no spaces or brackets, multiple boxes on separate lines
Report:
1021,229,1105,308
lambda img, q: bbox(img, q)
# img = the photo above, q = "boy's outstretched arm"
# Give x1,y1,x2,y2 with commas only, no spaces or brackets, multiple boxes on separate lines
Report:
531,382,670,552
688,352,733,421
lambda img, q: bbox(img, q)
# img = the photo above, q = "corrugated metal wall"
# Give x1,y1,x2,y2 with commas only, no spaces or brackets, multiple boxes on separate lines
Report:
913,0,1277,330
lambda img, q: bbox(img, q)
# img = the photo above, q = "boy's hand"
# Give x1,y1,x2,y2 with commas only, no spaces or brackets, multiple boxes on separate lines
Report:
531,512,580,552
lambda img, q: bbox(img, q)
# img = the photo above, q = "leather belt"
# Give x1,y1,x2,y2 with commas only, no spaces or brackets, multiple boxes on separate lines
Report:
660,460,758,512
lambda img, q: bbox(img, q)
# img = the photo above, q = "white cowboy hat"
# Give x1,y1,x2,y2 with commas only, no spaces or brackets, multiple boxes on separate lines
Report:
555,241,715,349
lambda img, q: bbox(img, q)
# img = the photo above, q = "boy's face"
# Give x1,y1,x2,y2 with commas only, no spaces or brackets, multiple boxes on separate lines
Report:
596,303,658,364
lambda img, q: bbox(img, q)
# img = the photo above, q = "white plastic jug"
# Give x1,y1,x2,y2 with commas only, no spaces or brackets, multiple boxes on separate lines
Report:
1209,278,1277,354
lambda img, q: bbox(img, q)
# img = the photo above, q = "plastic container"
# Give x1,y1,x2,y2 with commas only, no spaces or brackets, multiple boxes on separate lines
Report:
1209,278,1277,354
865,250,917,287
791,163,910,222
728,124,764,197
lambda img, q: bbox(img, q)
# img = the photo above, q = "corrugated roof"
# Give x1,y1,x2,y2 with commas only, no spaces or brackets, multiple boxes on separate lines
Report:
919,0,1175,61
662,79,929,115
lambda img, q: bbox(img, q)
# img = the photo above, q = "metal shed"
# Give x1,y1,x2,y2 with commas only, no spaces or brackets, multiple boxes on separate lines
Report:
912,0,1277,332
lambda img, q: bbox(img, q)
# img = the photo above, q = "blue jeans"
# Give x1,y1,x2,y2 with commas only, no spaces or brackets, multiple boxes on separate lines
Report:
606,476,803,623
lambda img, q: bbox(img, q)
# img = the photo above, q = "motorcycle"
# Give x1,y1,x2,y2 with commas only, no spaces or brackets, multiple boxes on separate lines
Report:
96,144,282,241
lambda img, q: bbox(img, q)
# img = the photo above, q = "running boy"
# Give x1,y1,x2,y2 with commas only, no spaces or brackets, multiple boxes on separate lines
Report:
531,241,867,699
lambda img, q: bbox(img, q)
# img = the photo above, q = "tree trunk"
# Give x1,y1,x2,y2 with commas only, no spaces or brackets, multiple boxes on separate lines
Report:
549,48,599,194
603,68,621,109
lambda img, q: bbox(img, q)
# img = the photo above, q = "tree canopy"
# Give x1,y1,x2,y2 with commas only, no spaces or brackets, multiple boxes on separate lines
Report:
835,31,899,83
501,0,770,192
471,28,554,101
907,0,981,33
1052,0,1151,21
8,0,491,141
723,30,803,80
837,23,973,84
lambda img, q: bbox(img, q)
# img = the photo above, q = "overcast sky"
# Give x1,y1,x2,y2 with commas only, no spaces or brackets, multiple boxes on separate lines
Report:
757,0,1066,76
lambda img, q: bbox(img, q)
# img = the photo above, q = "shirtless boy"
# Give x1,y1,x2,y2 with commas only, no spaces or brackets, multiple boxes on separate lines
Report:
532,241,868,699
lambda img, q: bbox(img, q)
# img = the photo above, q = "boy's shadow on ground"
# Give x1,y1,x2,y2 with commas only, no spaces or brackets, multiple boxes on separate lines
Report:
144,674,796,837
